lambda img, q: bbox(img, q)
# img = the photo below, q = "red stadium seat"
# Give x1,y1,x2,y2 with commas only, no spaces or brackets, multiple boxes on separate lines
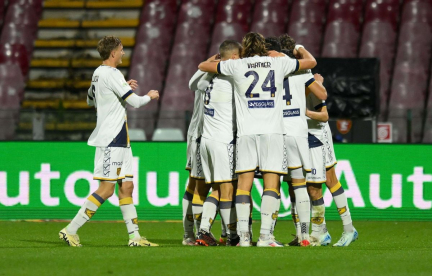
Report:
252,0,290,24
135,23,173,57
177,0,217,25
288,21,324,55
322,22,359,57
395,42,432,73
208,22,246,56
173,22,211,49
215,0,254,32
0,43,29,78
401,0,432,27
0,63,25,103
364,0,399,31
8,0,43,18
397,21,432,47
4,5,39,38
0,24,35,58
139,0,178,27
289,0,327,25
0,1,5,29
250,21,285,38
327,0,364,31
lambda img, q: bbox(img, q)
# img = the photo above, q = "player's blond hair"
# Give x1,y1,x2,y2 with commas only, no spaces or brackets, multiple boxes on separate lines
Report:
241,32,268,58
97,36,122,60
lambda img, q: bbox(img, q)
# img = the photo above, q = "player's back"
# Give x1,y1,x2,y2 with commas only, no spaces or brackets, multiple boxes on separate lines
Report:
202,74,236,143
219,55,299,136
88,65,130,147
282,69,315,138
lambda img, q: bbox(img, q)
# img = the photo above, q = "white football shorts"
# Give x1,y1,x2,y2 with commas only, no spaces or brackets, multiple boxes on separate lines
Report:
322,127,337,169
236,134,287,175
200,137,237,184
185,134,204,179
307,145,327,184
93,146,133,181
284,136,311,172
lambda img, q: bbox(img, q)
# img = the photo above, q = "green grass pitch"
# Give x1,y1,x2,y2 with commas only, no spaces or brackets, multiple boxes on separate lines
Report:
0,220,431,276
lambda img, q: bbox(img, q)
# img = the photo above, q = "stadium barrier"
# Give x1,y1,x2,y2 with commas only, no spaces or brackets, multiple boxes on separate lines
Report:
0,142,431,221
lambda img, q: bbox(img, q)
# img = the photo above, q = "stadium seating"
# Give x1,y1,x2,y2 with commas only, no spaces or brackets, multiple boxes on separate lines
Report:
0,1,5,30
359,0,400,113
152,128,184,141
423,82,432,143
288,0,327,55
0,43,29,79
177,0,217,25
401,0,432,27
215,0,254,33
250,0,289,37
208,22,246,55
128,128,147,141
322,0,364,57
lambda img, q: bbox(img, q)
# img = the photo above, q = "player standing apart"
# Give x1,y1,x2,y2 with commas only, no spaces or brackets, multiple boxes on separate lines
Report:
182,69,213,245
195,40,241,246
199,32,317,247
59,36,159,247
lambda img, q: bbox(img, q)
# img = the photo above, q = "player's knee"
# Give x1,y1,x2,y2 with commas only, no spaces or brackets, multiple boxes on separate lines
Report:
121,181,134,194
307,185,322,200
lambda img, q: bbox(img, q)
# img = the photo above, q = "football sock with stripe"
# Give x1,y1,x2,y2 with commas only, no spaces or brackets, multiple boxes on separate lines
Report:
200,195,219,232
219,199,236,238
311,197,326,238
119,197,140,240
290,201,301,237
293,183,310,240
182,187,194,237
235,189,251,233
331,182,354,232
67,192,104,234
192,193,205,232
260,189,279,238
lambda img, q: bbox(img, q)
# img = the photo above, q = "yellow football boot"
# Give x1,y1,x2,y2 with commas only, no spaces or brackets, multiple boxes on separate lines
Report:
59,228,82,247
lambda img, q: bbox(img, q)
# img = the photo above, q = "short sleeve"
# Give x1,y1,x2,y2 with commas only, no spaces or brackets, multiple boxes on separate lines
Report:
278,56,299,76
304,72,316,88
218,60,236,76
108,69,133,100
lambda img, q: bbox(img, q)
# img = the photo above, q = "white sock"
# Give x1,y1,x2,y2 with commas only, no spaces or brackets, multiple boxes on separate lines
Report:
119,197,140,240
331,182,354,232
200,195,219,232
270,197,281,236
293,184,310,240
290,201,300,237
192,193,205,232
311,197,325,238
235,189,250,233
182,189,194,237
260,189,279,238
67,193,104,234
219,200,236,237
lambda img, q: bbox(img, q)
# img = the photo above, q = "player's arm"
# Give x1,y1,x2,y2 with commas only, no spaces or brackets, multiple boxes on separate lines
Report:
125,90,159,108
198,54,221,74
306,104,328,122
87,86,94,107
294,45,317,70
305,73,327,100
189,69,206,91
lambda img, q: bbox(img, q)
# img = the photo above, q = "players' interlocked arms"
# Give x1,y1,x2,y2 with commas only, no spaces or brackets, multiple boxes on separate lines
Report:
59,36,159,247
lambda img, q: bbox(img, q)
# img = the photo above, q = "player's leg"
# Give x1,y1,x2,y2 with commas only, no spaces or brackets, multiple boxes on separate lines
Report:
286,183,301,246
326,166,358,246
269,179,281,243
190,136,207,232
196,184,220,246
219,181,238,246
182,177,196,245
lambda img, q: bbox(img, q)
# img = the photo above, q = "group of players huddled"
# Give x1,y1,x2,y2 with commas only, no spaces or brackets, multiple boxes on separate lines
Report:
181,32,358,247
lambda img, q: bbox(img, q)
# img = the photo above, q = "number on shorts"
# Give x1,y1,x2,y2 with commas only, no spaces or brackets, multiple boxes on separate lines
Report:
311,168,316,175
244,70,277,98
283,78,292,105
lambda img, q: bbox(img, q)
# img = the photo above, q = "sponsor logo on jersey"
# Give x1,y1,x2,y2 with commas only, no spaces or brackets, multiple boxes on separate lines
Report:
204,107,214,117
283,108,300,117
248,100,274,108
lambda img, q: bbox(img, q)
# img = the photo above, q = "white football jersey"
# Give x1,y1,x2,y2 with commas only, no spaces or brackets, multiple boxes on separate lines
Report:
282,69,316,138
306,93,327,140
187,70,213,138
218,56,299,136
202,74,236,144
88,65,133,148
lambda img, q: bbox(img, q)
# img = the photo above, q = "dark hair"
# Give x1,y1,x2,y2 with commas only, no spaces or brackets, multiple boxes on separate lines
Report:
241,32,268,58
265,36,282,52
279,33,296,49
281,49,295,59
219,40,242,59
97,36,122,60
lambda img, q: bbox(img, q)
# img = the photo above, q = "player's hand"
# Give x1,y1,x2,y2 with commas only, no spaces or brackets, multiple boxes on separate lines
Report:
147,90,159,100
268,50,285,57
207,54,220,62
305,109,311,118
293,45,305,59
314,73,324,83
127,79,138,90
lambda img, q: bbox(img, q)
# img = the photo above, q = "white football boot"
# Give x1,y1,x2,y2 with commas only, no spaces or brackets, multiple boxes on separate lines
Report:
333,228,358,247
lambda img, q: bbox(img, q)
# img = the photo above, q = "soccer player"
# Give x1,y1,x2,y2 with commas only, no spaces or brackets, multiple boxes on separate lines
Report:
198,32,317,247
182,68,213,245
195,40,241,246
306,92,358,246
59,36,159,247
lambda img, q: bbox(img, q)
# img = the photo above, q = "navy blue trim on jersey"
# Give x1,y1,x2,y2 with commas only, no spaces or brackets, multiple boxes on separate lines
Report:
87,94,94,100
295,60,300,71
305,78,315,87
217,62,221,74
308,133,323,148
314,102,326,110
122,90,133,100
108,122,128,147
